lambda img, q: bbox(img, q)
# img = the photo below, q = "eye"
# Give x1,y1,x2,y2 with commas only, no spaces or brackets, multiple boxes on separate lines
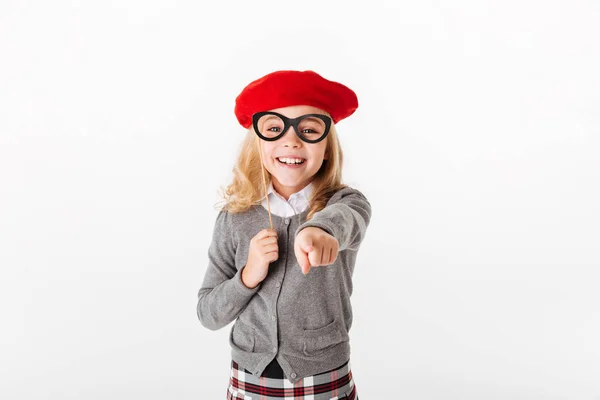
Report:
298,117,325,135
268,127,281,132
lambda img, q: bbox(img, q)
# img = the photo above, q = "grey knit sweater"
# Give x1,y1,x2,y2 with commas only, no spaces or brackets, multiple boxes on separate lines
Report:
196,186,371,384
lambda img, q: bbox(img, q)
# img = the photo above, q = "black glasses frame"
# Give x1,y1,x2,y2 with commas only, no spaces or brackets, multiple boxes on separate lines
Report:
252,111,332,144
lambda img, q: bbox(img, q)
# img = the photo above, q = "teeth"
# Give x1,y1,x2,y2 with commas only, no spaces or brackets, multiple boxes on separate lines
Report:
278,157,305,165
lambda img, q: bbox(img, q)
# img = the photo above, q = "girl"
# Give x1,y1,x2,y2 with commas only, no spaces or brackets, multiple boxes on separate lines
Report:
197,70,371,400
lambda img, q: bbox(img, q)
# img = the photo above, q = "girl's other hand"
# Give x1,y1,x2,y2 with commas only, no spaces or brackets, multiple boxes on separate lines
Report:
242,228,278,288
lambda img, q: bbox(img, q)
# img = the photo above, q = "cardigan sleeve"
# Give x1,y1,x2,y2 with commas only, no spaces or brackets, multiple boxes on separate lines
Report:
196,210,262,331
295,186,372,252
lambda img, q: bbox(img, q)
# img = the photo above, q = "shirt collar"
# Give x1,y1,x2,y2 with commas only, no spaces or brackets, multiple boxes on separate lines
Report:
264,181,314,203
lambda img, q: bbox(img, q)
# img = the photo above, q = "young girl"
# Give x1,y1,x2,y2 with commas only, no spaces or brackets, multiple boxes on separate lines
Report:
197,70,371,400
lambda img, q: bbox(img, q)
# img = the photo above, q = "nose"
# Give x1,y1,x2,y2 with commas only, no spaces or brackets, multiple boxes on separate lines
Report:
280,125,301,146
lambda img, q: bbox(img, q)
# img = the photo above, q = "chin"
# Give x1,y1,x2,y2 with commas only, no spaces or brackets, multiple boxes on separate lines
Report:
274,176,303,187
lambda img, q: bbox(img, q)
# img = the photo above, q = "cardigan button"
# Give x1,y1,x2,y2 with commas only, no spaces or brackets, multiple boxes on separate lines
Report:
284,218,290,225
291,372,296,378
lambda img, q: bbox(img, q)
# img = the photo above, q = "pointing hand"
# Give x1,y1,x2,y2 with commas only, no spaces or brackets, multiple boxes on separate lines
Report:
294,227,339,275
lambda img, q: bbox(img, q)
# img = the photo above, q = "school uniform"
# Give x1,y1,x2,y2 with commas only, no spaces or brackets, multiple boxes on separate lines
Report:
197,181,371,399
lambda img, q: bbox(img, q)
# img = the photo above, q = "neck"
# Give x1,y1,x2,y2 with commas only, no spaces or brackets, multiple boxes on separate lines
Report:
272,180,310,201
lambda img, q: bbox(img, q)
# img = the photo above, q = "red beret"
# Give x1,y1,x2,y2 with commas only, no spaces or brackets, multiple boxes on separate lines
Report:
234,70,358,129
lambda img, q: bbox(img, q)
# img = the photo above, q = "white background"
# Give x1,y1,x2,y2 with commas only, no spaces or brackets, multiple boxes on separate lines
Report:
1,0,599,399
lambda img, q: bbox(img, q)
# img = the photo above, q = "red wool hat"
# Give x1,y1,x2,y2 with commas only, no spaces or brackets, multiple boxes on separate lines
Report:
234,70,359,129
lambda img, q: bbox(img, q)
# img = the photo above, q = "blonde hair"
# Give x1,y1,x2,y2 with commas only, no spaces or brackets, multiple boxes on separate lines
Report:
215,123,348,221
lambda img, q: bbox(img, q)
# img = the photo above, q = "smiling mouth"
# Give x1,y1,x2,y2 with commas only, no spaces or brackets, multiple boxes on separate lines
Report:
276,157,306,165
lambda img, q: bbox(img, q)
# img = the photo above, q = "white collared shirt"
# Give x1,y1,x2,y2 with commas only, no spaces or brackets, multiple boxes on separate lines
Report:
261,181,314,217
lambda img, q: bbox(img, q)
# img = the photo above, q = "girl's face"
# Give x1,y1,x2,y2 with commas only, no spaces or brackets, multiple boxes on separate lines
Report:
258,105,329,200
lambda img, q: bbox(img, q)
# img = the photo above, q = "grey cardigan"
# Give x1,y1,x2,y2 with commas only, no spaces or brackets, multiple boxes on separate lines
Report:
196,186,372,384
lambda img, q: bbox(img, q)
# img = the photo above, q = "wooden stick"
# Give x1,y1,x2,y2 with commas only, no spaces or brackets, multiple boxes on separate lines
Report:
256,137,273,229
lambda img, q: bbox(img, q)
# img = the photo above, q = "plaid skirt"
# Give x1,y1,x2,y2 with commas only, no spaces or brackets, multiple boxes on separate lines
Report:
226,358,359,400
